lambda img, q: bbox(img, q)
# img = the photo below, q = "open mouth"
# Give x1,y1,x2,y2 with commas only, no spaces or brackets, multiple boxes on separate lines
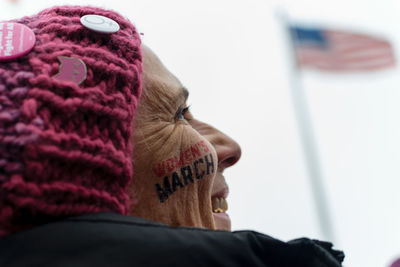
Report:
211,187,231,230
211,197,228,213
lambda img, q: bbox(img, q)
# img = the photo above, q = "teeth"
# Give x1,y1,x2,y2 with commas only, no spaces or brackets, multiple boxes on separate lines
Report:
212,197,228,213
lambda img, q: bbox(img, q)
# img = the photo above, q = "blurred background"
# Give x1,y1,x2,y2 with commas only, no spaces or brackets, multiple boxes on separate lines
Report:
1,0,399,266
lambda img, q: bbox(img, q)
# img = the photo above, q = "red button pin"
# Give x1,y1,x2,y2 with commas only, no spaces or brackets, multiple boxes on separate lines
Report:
0,22,36,61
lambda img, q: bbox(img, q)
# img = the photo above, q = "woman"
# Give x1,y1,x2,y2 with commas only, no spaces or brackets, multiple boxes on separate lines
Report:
0,5,344,266
128,45,241,231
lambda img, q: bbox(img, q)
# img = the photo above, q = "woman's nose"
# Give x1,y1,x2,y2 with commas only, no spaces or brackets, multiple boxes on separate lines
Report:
213,131,242,171
191,119,241,171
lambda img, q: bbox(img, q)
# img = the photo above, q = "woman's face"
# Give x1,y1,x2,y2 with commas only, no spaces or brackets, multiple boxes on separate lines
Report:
128,45,241,231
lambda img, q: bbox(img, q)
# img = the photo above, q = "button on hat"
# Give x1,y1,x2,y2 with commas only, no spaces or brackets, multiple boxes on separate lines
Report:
80,14,120,34
0,22,35,61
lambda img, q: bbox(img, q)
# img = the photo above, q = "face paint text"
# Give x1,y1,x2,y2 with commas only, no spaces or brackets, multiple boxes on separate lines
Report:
152,140,210,177
155,153,215,203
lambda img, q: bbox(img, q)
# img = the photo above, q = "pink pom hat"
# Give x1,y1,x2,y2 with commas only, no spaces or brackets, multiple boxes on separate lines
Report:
0,6,142,236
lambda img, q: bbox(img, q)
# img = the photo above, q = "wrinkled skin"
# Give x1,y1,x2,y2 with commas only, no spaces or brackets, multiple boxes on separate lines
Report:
128,45,241,230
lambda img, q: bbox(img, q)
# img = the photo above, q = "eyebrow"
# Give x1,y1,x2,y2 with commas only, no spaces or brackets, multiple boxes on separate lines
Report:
181,87,189,101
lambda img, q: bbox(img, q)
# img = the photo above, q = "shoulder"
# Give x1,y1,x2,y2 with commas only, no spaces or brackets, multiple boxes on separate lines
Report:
0,213,271,267
0,213,343,267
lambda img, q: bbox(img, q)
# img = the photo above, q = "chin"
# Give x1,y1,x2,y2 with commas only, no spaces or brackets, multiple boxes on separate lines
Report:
213,212,231,231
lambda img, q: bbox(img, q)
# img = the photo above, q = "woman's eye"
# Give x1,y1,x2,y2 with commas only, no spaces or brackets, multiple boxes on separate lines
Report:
176,105,191,121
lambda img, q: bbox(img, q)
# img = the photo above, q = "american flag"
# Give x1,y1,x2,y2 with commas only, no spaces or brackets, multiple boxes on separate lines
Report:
290,26,396,71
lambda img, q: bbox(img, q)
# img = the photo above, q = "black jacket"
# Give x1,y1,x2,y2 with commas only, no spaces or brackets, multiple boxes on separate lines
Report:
0,213,344,267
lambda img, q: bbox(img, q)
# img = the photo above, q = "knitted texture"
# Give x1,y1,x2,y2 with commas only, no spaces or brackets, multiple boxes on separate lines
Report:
0,6,142,236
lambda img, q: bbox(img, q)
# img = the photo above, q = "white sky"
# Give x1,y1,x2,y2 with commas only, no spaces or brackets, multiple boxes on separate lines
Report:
2,0,400,266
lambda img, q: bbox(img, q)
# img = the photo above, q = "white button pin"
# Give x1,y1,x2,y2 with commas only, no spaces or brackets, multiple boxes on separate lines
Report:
80,14,120,34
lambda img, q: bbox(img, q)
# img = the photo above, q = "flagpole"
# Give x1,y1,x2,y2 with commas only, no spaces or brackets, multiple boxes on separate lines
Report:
275,9,336,242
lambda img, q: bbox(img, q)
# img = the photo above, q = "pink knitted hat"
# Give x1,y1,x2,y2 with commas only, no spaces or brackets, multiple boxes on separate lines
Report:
0,6,142,236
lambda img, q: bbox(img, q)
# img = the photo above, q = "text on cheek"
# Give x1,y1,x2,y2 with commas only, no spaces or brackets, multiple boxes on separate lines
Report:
155,153,214,203
152,140,210,178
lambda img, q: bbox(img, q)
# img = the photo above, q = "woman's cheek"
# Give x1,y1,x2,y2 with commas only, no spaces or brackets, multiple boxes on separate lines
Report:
133,122,217,204
152,129,217,203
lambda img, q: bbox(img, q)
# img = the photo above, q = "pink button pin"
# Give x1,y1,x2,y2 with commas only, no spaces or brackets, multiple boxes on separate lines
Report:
0,22,36,61
53,56,87,85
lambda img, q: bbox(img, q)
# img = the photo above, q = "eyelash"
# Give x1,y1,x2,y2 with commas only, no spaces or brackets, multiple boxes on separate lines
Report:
176,105,191,121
